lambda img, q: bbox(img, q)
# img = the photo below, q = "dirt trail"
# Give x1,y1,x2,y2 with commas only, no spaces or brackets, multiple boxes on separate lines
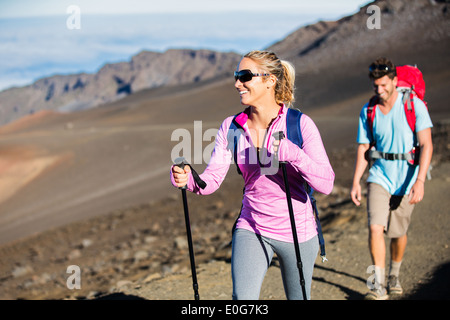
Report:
0,122,448,301
120,163,450,300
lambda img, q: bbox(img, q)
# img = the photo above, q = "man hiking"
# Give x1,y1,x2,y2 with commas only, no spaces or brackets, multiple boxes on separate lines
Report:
350,57,433,300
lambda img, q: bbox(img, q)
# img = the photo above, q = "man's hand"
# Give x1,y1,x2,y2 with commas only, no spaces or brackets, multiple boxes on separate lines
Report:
351,182,362,206
408,178,425,204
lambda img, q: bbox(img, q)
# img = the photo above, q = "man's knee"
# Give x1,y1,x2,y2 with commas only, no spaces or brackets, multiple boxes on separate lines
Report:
369,224,385,237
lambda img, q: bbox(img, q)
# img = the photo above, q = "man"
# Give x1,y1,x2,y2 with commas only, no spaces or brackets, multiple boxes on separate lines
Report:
350,57,433,300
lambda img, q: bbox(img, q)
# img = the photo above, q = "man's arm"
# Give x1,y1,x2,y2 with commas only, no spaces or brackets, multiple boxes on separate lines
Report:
408,127,433,204
351,143,370,206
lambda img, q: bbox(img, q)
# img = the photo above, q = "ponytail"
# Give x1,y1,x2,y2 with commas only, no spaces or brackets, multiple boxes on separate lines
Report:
278,60,295,107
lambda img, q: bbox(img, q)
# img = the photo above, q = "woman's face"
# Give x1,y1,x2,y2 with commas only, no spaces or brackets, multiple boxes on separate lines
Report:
235,57,272,106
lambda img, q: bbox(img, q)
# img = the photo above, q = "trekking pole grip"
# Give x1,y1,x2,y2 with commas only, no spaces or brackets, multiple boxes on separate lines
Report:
174,157,188,190
273,131,285,141
272,131,286,164
174,157,207,190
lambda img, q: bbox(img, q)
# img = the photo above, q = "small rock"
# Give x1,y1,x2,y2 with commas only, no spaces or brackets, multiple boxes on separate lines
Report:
134,250,149,261
81,239,93,248
174,236,188,250
67,249,81,260
116,280,132,288
144,236,158,244
12,265,33,278
143,273,161,283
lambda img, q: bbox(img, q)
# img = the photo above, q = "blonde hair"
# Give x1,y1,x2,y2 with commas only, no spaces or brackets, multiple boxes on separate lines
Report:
244,50,296,106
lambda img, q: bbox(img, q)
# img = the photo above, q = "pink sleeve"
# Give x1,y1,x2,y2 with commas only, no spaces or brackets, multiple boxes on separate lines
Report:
170,118,233,195
278,114,335,195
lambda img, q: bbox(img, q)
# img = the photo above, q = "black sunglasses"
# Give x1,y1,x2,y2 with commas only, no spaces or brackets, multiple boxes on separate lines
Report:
369,64,392,72
234,69,270,83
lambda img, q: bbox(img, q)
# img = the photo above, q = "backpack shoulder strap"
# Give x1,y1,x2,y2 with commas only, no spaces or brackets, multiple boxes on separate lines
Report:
402,91,416,133
286,107,303,148
231,112,243,176
367,96,378,141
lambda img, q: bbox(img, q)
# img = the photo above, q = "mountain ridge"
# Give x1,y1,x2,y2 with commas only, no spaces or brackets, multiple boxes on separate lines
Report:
1,0,449,126
0,49,241,126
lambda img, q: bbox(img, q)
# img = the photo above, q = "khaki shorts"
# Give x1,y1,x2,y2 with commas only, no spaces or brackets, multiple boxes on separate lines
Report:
367,183,415,238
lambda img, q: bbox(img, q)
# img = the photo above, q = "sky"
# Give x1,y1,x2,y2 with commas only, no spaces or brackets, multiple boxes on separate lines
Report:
0,0,372,91
1,0,371,17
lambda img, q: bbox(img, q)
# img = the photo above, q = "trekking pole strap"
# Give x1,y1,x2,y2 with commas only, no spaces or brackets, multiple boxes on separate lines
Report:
174,157,207,189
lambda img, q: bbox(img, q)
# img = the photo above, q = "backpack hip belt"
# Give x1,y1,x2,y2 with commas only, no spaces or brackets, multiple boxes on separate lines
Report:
368,146,419,165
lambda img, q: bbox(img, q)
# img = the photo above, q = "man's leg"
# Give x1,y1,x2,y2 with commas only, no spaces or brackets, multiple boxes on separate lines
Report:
366,183,390,300
369,224,386,285
390,234,407,262
386,193,414,296
386,235,407,295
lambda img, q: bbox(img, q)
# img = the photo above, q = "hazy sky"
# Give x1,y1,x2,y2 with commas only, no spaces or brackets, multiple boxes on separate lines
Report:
0,0,372,91
0,0,371,17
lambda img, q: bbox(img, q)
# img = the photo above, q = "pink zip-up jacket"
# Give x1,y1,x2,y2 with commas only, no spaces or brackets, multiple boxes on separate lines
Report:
171,105,335,243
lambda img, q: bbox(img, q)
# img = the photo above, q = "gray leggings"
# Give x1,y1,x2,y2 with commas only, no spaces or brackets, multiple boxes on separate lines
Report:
231,228,319,300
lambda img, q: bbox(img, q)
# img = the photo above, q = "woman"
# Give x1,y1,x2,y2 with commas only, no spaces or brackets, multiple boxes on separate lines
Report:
171,50,334,300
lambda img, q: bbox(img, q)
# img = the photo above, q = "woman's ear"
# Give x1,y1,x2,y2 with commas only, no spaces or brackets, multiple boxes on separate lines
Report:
266,74,277,89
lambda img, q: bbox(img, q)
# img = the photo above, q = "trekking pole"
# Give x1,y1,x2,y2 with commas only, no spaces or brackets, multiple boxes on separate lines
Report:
174,157,206,301
272,132,308,300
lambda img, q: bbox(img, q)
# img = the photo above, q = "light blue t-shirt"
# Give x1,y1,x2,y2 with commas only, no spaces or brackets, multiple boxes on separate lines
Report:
357,90,433,195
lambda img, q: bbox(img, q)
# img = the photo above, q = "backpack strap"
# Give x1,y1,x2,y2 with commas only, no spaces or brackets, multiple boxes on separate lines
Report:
369,90,416,136
286,108,303,147
231,113,244,176
366,91,420,166
401,89,416,133
366,96,378,143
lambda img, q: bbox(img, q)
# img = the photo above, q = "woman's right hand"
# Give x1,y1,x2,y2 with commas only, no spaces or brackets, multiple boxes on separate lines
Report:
172,164,191,188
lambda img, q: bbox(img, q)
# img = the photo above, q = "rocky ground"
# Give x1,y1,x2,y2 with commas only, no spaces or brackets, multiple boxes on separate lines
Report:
0,121,449,300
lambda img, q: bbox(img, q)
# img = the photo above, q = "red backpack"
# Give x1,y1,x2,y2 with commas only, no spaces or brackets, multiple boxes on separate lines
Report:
366,65,427,165
367,65,426,135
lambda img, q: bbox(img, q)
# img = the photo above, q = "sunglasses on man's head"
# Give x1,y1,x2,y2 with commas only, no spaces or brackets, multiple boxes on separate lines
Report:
234,69,270,83
369,64,392,72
